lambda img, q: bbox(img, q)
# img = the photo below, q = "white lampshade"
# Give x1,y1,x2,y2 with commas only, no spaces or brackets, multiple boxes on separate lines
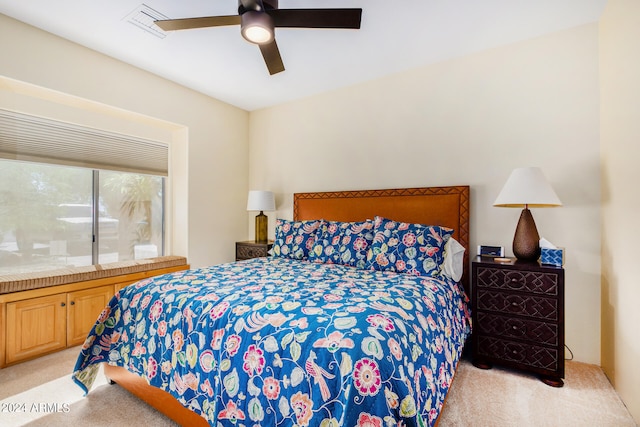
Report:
494,167,562,208
247,190,275,212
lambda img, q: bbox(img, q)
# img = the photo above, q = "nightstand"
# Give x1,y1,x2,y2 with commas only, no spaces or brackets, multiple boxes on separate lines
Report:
471,256,565,387
235,240,273,261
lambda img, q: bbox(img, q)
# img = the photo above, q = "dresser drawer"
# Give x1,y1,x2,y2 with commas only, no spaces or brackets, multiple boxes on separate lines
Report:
476,266,559,296
475,335,561,372
472,257,564,385
476,289,558,321
237,245,267,259
476,311,559,346
236,241,273,261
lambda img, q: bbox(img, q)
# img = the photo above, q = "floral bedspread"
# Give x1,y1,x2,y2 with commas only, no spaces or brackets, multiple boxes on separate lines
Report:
72,257,470,426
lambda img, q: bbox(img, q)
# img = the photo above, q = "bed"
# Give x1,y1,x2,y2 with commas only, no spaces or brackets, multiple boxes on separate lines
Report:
72,186,471,426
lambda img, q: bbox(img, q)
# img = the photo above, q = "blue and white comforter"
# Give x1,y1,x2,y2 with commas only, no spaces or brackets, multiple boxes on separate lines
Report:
73,257,470,426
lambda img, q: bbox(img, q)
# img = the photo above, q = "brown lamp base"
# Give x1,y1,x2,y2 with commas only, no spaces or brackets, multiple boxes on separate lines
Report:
512,208,540,261
254,211,268,244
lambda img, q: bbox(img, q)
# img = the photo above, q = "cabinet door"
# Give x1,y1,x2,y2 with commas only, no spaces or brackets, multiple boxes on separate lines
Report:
67,285,114,346
6,294,67,364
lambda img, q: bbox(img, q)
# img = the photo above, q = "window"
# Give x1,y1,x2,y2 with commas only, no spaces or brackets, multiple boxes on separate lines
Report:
0,108,170,275
0,159,165,275
99,169,164,263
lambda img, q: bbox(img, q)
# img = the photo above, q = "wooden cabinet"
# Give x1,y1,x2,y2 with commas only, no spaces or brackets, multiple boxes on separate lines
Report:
5,285,114,365
6,294,67,365
471,256,565,387
0,263,188,367
236,240,273,261
67,285,114,346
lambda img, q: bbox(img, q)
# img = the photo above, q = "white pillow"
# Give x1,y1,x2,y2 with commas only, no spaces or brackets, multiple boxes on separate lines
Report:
442,237,465,282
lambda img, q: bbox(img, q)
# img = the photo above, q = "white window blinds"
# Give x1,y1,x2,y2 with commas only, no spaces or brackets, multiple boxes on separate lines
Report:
0,109,168,176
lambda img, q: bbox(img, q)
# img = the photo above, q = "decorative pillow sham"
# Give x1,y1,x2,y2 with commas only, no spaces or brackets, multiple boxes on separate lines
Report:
308,220,375,268
366,216,453,277
271,219,321,260
442,237,465,282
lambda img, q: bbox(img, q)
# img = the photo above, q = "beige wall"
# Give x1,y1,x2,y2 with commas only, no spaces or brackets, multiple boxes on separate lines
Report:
0,14,249,268
600,0,640,423
249,24,602,364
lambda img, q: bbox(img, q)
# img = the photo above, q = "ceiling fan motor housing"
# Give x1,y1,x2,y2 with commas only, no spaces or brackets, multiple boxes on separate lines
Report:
238,0,278,15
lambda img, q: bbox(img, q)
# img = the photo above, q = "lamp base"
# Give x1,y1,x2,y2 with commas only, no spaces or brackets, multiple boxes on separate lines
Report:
254,211,268,244
512,208,541,261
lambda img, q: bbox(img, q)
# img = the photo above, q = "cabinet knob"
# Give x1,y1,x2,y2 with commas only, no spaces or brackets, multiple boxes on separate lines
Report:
61,302,66,307
70,301,75,305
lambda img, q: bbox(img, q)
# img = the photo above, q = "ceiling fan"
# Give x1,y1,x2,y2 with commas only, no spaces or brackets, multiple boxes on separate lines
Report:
154,0,362,75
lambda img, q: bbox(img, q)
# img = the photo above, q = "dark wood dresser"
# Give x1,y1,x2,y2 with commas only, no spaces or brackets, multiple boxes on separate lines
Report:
235,241,273,261
471,256,565,387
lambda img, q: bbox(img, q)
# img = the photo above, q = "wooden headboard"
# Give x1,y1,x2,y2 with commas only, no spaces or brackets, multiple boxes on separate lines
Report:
294,186,470,287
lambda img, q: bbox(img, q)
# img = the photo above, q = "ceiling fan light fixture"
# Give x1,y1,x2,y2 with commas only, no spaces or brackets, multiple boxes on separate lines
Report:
241,11,274,44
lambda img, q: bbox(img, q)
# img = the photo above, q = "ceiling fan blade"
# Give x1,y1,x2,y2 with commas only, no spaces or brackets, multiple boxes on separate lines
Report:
269,9,362,29
259,40,285,75
155,15,241,31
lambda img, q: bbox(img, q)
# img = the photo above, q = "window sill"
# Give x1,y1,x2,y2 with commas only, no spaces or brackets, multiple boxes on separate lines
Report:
0,256,188,295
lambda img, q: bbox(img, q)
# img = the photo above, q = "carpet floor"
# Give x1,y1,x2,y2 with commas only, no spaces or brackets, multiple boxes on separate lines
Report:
0,346,636,426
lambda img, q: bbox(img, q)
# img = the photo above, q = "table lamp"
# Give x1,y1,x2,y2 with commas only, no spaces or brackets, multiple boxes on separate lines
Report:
493,167,562,261
247,190,275,244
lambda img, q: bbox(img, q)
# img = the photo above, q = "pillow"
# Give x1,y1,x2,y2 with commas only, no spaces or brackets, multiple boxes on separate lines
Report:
365,216,453,277
441,237,465,282
271,219,321,260
308,220,374,268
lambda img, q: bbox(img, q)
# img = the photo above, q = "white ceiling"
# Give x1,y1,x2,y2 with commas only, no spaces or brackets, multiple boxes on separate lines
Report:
0,0,607,111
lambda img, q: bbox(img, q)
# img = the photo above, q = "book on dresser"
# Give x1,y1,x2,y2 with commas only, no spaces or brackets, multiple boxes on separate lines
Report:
471,256,565,387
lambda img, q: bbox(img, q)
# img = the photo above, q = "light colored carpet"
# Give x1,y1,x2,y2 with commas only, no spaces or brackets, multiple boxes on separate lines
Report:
0,346,636,426
438,357,637,427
